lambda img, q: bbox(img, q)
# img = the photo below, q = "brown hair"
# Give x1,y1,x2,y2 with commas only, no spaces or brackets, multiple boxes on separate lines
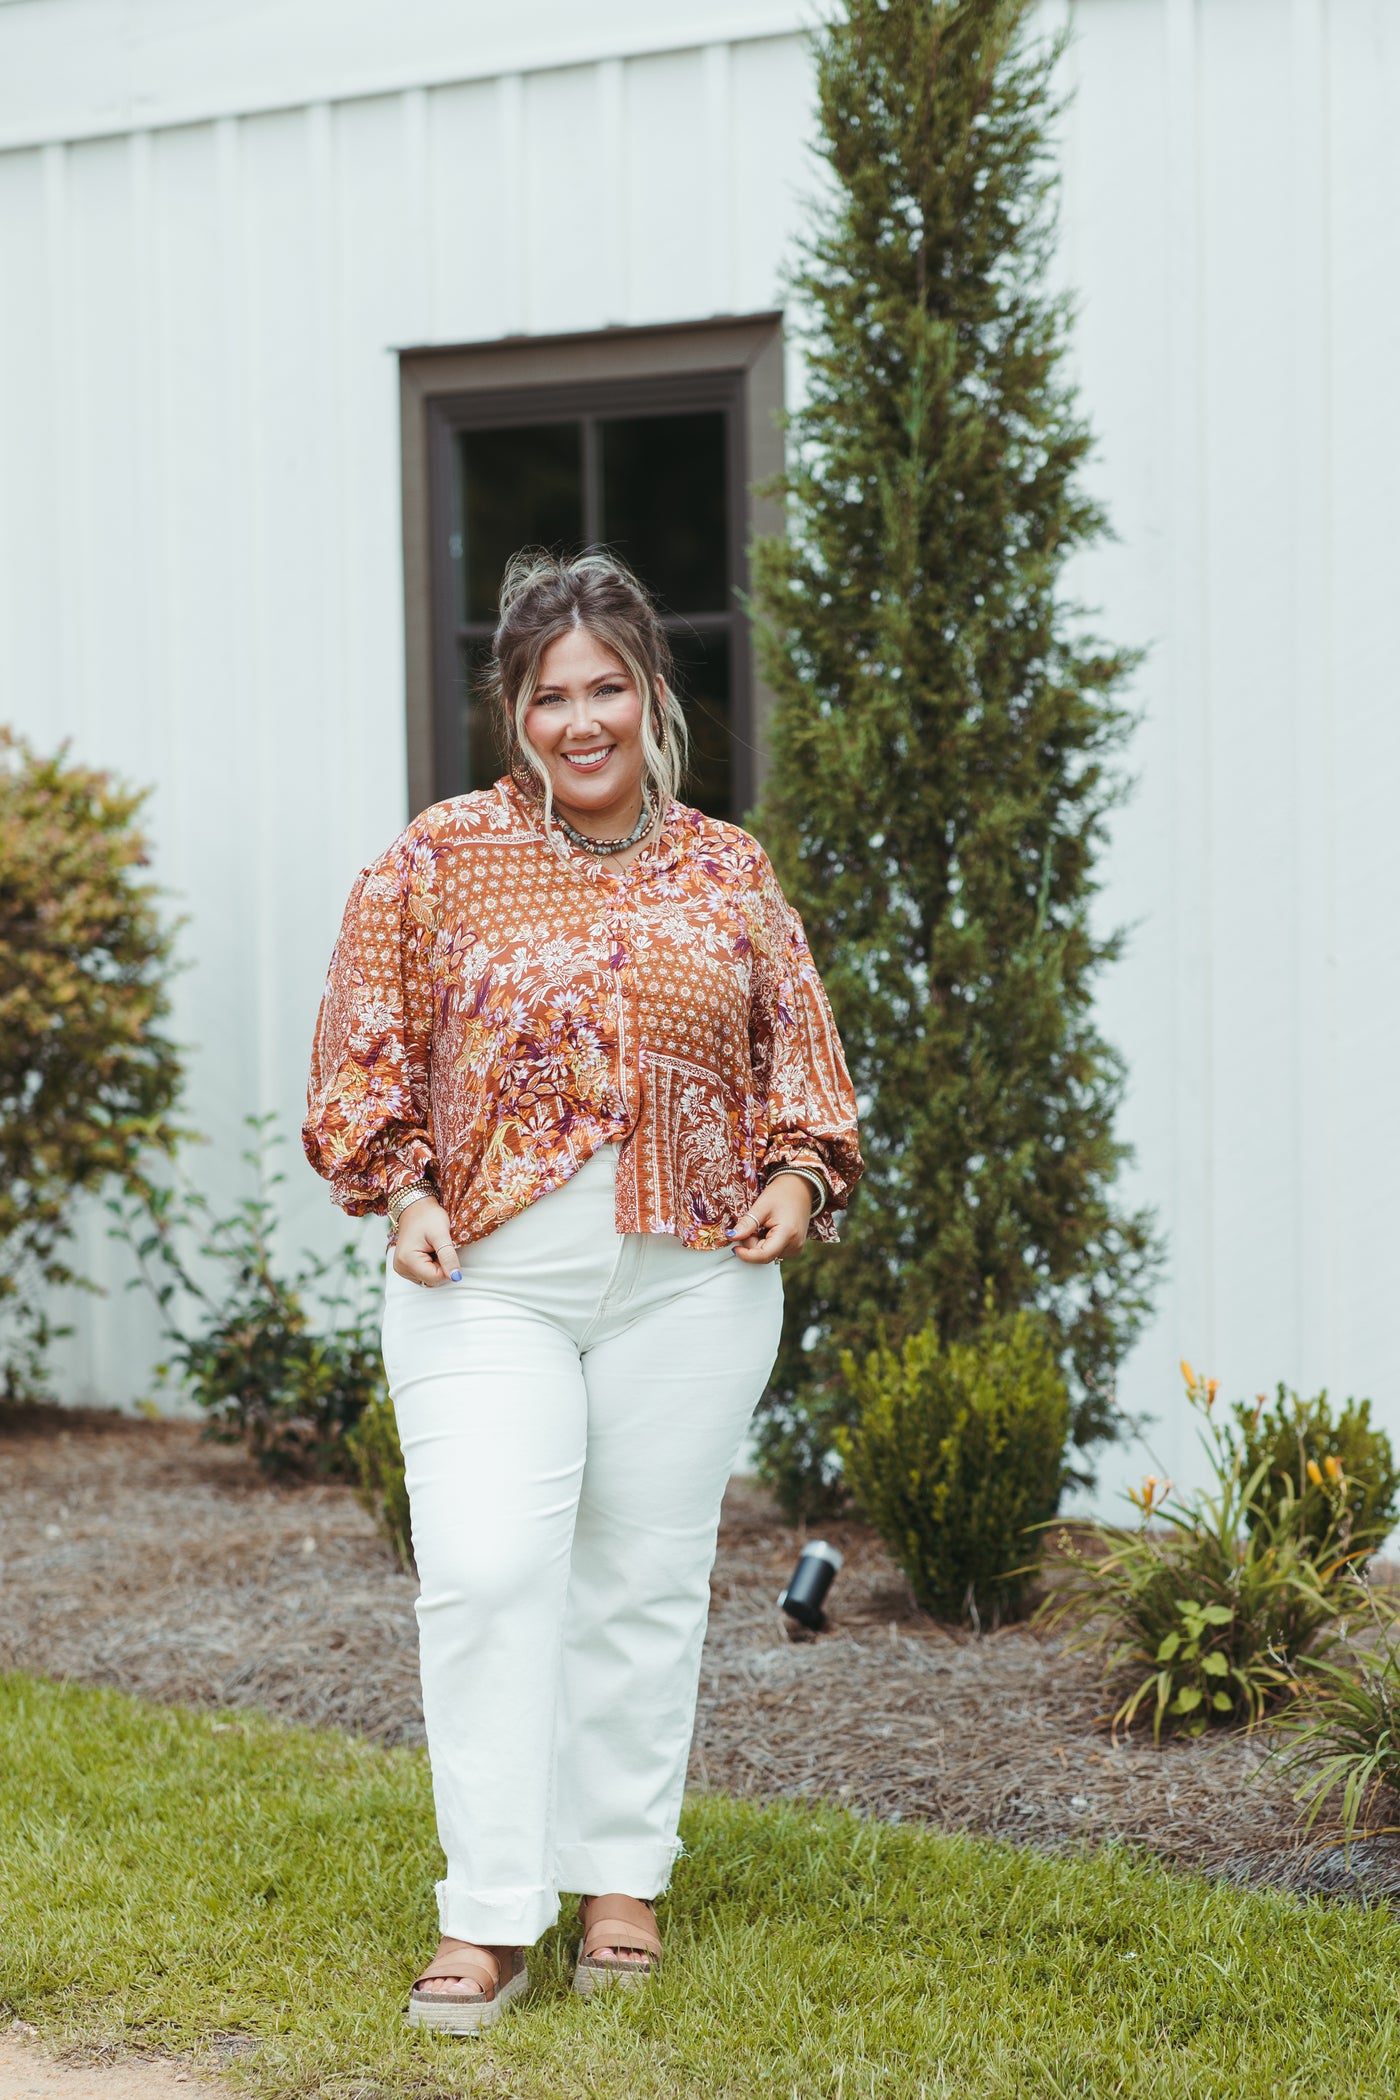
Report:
485,549,688,841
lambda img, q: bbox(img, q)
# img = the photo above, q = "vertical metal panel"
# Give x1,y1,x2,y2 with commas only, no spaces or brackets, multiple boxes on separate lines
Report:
1050,0,1179,1510
623,49,714,325
1323,0,1400,1419
701,44,735,317
729,36,814,319
521,67,617,337
594,61,629,326
495,74,526,336
1288,0,1337,1397
422,79,510,346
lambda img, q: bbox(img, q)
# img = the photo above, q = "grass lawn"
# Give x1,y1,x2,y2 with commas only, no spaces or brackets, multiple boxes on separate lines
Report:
2,1674,1398,2098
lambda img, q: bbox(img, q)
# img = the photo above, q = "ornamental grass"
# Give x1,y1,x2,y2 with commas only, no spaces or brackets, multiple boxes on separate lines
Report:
1042,1365,1391,1741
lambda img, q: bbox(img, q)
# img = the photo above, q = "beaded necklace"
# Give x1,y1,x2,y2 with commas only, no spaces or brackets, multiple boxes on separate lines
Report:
554,798,653,857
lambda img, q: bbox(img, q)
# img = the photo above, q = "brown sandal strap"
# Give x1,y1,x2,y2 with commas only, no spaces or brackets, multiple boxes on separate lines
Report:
579,1896,662,1964
412,1939,501,1996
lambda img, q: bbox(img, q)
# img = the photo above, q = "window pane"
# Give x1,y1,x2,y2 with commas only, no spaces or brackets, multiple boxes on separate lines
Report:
454,639,507,795
668,627,732,821
599,412,728,614
455,423,584,625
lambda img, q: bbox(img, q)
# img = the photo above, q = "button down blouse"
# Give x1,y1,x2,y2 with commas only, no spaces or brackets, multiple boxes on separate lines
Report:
303,778,862,1253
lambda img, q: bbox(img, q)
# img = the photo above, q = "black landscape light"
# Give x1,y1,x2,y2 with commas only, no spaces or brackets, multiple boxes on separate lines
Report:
777,1540,843,1632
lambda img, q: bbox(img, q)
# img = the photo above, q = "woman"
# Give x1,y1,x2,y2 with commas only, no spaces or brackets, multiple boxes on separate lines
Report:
303,550,860,2033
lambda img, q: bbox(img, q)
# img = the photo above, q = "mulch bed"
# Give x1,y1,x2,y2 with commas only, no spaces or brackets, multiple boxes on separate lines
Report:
3,1403,1397,1901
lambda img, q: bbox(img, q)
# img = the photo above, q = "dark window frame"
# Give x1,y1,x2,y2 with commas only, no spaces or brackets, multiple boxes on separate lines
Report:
399,315,784,822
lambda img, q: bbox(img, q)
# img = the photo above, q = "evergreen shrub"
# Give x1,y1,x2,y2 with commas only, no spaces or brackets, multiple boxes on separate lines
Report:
0,730,182,1393
112,1120,385,1483
837,1307,1069,1621
1235,1385,1400,1552
750,0,1160,1517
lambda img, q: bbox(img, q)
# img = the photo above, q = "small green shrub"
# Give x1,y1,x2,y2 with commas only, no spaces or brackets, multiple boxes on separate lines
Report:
0,730,182,1394
1045,1364,1381,1739
345,1389,412,1571
1236,1384,1400,1550
836,1307,1070,1622
111,1119,385,1483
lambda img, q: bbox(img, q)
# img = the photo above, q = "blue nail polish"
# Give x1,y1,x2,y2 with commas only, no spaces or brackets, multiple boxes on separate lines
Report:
449,1269,462,1282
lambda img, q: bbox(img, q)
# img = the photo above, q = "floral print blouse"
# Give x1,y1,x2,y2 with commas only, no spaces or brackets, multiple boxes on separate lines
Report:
303,778,862,1253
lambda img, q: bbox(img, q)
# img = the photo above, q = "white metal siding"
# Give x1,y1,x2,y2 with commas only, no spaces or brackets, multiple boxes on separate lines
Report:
0,0,1397,1511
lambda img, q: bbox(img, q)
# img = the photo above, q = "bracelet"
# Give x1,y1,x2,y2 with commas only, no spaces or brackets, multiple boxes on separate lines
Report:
763,1164,828,1218
387,1183,434,1230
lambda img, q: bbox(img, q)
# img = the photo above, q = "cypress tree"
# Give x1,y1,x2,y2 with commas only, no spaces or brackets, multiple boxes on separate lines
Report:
751,0,1161,1516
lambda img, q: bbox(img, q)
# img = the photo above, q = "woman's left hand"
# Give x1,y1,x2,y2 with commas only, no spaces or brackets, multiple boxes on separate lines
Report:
728,1174,814,1264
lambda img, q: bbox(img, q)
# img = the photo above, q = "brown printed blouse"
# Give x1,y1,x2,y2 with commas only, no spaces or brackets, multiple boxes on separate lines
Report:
303,778,862,1253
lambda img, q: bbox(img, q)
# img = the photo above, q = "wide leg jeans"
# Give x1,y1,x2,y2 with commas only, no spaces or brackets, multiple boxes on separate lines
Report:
380,1141,784,1947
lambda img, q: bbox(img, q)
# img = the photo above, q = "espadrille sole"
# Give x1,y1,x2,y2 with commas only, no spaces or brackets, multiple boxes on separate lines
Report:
405,1960,529,2034
572,1956,658,1998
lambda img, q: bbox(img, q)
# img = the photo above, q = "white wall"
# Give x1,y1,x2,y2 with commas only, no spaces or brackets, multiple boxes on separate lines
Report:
1058,0,1400,1510
0,0,1397,1513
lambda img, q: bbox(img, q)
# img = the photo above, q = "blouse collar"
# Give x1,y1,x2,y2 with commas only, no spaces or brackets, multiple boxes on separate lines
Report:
498,775,690,880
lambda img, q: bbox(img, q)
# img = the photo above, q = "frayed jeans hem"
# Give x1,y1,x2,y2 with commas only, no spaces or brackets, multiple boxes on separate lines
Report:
436,1878,559,1948
552,1838,684,1902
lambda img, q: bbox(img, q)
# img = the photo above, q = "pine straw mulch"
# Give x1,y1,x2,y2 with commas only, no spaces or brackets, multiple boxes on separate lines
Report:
3,1402,1398,1903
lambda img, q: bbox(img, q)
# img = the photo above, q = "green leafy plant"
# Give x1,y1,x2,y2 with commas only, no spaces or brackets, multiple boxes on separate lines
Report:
836,1306,1069,1622
748,0,1160,1518
345,1388,413,1572
1044,1365,1379,1739
1272,1593,1400,1845
0,729,182,1395
1236,1385,1400,1550
111,1118,385,1483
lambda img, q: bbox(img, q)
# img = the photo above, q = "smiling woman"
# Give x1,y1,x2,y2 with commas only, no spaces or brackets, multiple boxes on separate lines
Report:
302,549,862,2034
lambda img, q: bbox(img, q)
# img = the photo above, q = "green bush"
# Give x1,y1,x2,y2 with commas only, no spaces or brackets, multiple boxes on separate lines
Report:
836,1308,1070,1622
0,730,182,1394
1045,1366,1380,1740
112,1119,385,1483
1235,1384,1400,1551
345,1389,412,1571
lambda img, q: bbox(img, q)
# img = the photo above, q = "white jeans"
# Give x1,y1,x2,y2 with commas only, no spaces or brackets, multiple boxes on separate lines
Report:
380,1141,784,1947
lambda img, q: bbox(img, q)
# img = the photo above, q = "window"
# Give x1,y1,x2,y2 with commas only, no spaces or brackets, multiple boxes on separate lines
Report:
400,318,784,824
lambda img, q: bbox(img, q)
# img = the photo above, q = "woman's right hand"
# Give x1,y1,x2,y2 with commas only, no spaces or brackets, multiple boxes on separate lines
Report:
392,1197,462,1286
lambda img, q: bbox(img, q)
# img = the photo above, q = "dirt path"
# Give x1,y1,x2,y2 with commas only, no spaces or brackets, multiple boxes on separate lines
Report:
3,1403,1397,1898
0,2027,220,2099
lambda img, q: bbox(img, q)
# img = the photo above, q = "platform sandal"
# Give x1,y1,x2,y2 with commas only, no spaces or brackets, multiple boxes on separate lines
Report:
405,1937,528,2034
573,1895,663,1996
